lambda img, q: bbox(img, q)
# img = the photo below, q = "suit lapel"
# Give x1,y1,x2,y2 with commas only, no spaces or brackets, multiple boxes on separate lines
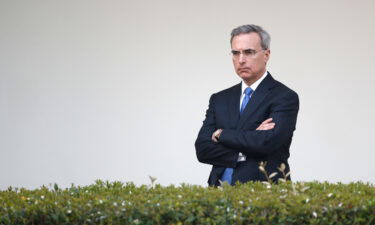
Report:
237,73,277,128
228,83,241,129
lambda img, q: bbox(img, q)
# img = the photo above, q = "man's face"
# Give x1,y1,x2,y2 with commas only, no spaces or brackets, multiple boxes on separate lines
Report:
231,32,270,85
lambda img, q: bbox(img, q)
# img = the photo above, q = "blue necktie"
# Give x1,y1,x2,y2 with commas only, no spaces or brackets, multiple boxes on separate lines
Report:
220,87,253,184
240,87,253,115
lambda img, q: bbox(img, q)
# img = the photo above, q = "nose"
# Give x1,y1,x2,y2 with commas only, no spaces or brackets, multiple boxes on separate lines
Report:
239,53,246,64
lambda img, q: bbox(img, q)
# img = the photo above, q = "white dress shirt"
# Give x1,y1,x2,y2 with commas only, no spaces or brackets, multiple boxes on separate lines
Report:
237,71,268,162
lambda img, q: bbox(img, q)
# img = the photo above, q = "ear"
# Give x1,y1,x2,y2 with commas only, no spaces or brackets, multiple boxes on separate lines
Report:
264,49,271,63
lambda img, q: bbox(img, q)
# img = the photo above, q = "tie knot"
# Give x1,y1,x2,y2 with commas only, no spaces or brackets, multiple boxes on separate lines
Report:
244,87,253,96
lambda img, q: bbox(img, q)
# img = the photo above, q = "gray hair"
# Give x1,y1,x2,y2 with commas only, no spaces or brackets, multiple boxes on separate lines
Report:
230,24,271,50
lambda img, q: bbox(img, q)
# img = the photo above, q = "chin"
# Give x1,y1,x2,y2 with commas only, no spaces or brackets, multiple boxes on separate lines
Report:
239,74,254,80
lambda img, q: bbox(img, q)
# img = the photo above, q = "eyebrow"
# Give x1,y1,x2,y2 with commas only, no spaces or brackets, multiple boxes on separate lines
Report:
231,48,256,52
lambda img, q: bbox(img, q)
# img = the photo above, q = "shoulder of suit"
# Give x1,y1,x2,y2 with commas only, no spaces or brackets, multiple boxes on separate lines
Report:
272,78,299,98
214,83,241,96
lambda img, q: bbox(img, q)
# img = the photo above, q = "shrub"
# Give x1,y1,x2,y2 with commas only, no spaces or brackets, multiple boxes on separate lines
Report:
0,180,374,224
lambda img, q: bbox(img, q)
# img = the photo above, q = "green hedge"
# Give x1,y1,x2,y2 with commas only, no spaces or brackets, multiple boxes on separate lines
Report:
1,180,374,224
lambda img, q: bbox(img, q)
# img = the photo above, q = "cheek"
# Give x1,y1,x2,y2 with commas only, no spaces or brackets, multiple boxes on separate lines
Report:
263,55,269,64
254,59,264,68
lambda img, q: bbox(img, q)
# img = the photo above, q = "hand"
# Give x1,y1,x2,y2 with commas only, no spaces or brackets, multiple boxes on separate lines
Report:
211,129,223,143
256,118,275,130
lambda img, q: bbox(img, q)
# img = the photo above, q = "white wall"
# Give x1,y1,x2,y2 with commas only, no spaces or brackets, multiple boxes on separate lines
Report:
1,0,374,189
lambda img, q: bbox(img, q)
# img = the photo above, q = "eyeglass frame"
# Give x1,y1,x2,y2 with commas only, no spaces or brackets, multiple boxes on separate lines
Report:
230,48,267,58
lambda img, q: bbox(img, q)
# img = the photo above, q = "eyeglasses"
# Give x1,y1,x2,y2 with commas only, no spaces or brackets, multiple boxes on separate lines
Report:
231,48,265,58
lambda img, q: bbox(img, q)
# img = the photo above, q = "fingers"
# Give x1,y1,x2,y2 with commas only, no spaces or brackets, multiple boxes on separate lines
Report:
256,123,275,130
261,118,273,125
212,129,222,142
212,133,218,142
256,118,275,130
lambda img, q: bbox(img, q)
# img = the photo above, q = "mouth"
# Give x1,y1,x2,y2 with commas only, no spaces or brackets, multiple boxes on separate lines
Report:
238,68,250,72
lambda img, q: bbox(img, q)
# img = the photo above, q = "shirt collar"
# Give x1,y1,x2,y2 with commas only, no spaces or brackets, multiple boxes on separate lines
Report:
241,71,268,94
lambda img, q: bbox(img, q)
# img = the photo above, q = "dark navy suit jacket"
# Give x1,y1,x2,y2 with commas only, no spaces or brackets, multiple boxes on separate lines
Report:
195,73,299,186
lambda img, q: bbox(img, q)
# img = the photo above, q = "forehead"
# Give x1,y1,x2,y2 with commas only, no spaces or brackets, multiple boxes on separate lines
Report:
231,32,261,50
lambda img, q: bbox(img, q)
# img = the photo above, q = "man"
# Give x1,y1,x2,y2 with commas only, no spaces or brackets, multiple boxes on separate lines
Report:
195,24,299,186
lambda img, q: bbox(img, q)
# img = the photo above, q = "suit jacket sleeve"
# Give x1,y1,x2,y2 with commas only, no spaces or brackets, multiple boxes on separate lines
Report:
219,90,299,157
195,94,239,167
